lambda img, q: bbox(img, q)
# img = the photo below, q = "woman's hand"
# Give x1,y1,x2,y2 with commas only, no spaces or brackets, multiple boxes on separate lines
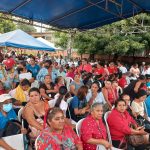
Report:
136,126,144,130
138,128,147,135
81,108,86,114
21,128,27,134
101,140,112,149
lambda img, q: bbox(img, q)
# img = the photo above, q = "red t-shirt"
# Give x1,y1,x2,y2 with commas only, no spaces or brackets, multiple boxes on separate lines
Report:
107,66,118,74
94,67,105,75
78,64,92,73
118,77,127,89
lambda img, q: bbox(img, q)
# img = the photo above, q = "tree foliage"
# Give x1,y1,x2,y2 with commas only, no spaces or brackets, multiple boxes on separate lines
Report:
16,23,36,32
0,14,16,33
54,13,150,57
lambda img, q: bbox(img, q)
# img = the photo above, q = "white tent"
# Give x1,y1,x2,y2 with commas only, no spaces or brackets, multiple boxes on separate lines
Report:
37,37,62,50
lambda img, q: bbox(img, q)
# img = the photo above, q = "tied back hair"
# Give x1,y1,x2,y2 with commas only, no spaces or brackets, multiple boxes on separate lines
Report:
55,86,67,107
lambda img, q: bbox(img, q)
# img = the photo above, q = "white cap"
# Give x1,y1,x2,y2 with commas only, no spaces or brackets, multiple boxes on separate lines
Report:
0,94,12,103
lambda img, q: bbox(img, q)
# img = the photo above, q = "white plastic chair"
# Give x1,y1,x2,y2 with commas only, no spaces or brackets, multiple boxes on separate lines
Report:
76,118,85,137
96,145,107,150
104,111,112,145
65,77,73,90
67,97,73,104
35,135,40,150
18,107,24,122
66,97,77,125
96,145,122,150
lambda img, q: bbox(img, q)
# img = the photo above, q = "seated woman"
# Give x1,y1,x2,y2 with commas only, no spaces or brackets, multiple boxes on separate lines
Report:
0,94,17,130
67,85,89,122
54,76,65,92
17,61,34,83
107,99,147,149
122,94,137,118
49,86,70,115
70,73,84,96
131,89,147,118
102,80,118,110
22,87,49,138
37,107,83,150
81,103,112,150
86,81,106,105
39,75,56,100
9,79,30,106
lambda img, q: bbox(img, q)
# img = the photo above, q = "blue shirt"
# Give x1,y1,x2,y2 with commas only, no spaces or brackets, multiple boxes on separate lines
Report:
26,64,40,78
69,96,87,122
36,67,48,82
0,109,17,129
145,96,150,117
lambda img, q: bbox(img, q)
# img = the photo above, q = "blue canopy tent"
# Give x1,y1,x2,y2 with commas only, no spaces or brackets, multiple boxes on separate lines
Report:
0,0,149,30
0,29,55,51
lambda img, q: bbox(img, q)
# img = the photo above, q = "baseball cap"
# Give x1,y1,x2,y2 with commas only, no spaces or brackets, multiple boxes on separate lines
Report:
3,58,16,69
0,94,12,103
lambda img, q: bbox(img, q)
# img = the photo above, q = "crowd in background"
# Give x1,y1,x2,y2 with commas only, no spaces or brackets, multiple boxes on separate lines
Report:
0,50,150,150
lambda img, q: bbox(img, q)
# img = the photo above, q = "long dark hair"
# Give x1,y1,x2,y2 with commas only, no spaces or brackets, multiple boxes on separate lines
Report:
55,86,67,107
77,85,88,100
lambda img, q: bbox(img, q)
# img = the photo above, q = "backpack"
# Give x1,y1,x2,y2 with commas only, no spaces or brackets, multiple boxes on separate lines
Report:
2,120,21,137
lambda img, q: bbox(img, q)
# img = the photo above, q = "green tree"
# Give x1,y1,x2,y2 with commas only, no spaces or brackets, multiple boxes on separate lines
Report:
53,13,150,58
0,14,16,33
54,31,68,49
16,23,36,32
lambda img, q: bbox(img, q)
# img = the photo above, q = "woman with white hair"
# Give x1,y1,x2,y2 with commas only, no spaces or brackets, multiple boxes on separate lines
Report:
81,102,111,150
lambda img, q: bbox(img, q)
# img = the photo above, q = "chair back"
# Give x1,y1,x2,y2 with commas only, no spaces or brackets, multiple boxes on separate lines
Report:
104,111,112,144
76,118,84,137
65,77,73,90
35,135,40,150
18,107,24,122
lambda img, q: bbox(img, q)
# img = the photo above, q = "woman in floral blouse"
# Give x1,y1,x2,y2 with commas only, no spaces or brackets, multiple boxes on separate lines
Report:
37,107,83,150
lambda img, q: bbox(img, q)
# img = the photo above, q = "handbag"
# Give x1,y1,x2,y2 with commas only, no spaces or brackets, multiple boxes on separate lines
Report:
127,134,149,146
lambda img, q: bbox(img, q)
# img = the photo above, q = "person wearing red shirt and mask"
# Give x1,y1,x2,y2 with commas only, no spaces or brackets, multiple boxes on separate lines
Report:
78,58,92,73
107,99,147,149
107,62,118,75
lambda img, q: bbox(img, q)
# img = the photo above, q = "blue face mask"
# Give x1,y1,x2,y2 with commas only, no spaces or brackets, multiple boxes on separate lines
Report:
3,103,12,113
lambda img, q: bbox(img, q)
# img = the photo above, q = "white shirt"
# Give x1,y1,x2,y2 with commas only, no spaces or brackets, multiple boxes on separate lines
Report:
119,66,127,74
86,89,106,104
19,72,32,80
48,98,68,115
131,101,144,117
142,68,150,75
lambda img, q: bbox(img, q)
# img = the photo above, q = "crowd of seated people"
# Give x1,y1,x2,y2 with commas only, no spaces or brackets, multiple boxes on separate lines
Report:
0,53,150,150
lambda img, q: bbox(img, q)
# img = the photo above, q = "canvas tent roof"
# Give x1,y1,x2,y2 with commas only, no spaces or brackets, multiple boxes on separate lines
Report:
0,29,55,51
0,0,150,30
36,37,62,50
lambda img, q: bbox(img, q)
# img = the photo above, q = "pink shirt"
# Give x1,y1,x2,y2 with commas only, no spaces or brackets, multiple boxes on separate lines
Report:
81,115,107,150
